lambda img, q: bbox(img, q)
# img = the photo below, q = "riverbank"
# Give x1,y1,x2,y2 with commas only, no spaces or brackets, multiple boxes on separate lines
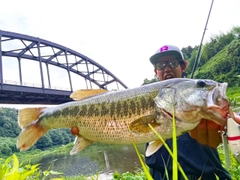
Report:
0,142,73,166
1,143,146,179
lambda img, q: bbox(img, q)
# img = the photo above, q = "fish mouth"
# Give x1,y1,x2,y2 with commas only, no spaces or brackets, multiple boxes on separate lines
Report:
207,82,229,126
160,108,184,123
161,108,174,119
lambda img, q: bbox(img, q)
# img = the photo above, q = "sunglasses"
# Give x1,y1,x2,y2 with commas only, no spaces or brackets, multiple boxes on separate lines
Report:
155,59,180,70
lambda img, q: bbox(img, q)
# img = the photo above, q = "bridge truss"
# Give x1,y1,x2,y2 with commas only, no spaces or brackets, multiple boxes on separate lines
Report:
0,30,128,104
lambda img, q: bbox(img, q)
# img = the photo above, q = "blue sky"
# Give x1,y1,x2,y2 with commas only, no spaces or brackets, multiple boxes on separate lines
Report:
1,0,240,92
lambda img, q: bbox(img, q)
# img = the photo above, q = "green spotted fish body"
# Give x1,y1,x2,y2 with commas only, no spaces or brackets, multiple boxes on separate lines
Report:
17,78,229,156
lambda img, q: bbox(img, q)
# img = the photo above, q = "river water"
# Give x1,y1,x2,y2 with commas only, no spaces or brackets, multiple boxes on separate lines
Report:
32,143,146,178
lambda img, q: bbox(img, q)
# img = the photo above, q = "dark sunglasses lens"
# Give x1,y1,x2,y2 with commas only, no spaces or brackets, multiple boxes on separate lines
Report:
168,60,179,68
156,62,166,70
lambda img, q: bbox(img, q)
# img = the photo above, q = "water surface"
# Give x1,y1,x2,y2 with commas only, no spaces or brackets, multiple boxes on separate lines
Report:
34,143,146,177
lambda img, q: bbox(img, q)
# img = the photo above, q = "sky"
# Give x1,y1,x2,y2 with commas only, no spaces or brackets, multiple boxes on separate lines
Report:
0,0,240,108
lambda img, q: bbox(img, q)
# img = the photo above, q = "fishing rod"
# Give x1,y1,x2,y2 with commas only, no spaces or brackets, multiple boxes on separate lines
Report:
190,0,215,78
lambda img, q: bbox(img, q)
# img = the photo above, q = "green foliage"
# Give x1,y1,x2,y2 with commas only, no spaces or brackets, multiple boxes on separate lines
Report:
36,135,53,150
48,130,63,145
0,107,75,157
113,170,147,180
142,78,158,86
230,26,240,39
218,145,240,180
1,146,12,156
61,131,73,144
181,45,198,59
184,48,198,76
0,154,39,180
227,86,240,108
193,38,240,87
183,26,240,82
0,154,63,180
0,108,20,137
0,137,19,158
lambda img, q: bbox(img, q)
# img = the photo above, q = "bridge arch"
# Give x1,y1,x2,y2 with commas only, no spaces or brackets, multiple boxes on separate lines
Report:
0,30,128,104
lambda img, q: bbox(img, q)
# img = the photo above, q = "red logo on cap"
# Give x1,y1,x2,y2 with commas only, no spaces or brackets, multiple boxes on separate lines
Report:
160,46,168,52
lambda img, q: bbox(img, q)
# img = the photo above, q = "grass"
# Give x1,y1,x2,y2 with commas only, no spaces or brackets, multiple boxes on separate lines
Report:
227,86,240,109
1,147,239,180
0,154,63,180
218,145,240,180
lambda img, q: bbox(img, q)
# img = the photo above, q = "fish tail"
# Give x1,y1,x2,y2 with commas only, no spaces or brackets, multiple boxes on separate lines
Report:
17,107,47,151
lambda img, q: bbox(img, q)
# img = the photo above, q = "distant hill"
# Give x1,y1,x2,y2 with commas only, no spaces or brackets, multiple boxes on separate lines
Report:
183,26,240,87
193,39,240,87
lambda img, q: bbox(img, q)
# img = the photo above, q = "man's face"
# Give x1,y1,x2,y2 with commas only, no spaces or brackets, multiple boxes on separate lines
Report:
154,55,185,81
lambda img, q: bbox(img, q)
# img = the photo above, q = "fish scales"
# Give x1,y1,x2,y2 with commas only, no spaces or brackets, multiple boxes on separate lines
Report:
38,86,158,143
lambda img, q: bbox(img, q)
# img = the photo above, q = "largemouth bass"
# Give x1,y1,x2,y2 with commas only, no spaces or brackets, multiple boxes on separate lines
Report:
17,78,229,157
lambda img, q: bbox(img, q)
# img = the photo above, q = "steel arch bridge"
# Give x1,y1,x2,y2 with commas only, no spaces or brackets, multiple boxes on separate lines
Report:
0,30,128,105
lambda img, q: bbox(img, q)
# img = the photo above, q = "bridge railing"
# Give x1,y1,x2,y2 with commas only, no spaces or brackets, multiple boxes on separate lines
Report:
2,79,70,91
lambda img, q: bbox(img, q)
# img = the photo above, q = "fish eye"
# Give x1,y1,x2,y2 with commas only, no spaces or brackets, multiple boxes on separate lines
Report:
197,80,206,88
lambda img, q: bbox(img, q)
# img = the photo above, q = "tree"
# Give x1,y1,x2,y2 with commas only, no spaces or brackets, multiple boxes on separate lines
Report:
185,49,198,76
181,45,195,59
1,146,12,155
36,135,53,150
230,26,240,39
48,130,65,145
61,131,72,144
0,108,21,138
142,77,158,85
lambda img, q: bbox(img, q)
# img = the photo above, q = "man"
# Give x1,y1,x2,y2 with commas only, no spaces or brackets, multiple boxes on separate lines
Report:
145,45,238,180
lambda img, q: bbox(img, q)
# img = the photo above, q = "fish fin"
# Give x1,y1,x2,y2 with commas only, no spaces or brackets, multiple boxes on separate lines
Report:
129,114,159,133
70,136,93,155
70,89,108,101
17,107,47,151
17,122,47,151
145,140,163,157
18,107,45,129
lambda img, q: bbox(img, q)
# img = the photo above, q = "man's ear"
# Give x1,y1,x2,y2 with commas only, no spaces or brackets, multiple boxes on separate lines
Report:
154,69,157,75
181,65,187,72
181,60,188,72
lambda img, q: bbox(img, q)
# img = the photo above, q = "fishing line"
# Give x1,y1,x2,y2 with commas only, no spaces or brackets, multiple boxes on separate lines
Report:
190,0,215,78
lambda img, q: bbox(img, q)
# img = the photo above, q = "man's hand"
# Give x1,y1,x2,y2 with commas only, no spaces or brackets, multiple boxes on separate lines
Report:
233,113,240,124
189,119,224,148
189,113,240,148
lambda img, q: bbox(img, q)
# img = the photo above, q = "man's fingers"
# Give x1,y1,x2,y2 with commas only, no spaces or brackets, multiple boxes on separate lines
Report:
234,114,240,124
229,109,240,124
